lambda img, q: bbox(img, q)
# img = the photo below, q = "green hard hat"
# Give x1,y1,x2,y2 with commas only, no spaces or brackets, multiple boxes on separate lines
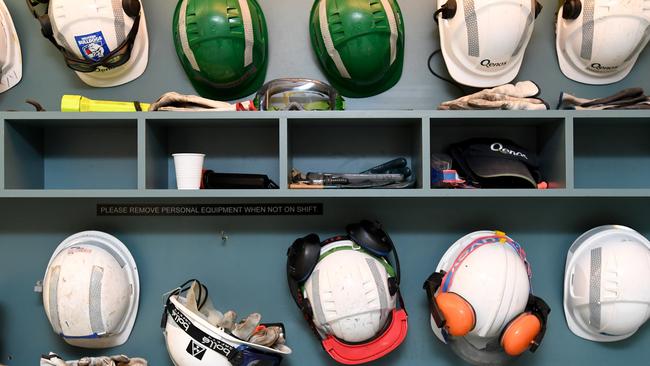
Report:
173,0,269,101
309,0,405,98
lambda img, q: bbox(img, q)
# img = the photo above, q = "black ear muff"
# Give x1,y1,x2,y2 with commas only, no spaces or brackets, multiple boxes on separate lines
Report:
562,0,581,20
286,233,321,282
38,14,53,39
433,0,457,23
534,1,543,19
347,220,392,257
122,0,141,18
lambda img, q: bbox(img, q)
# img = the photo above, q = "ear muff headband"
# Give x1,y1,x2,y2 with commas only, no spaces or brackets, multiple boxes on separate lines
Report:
348,220,401,284
562,0,582,20
442,234,531,292
435,0,543,22
433,0,457,22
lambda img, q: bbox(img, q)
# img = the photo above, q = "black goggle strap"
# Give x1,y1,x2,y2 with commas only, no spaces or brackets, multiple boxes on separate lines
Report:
34,5,139,69
526,294,550,352
26,0,48,18
423,271,447,329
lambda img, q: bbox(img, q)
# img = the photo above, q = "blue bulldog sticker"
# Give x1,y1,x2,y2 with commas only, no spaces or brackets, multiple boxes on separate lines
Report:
74,31,111,62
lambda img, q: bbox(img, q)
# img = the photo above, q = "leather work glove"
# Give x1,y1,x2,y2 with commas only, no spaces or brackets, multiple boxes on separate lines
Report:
148,92,256,111
439,81,549,110
40,353,147,366
184,281,288,351
558,88,650,110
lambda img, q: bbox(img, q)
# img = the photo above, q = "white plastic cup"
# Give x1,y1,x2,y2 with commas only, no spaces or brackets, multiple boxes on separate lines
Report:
172,153,205,190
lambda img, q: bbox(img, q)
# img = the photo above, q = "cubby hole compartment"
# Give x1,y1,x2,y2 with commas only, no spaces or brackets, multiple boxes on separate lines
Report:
4,119,137,189
288,118,423,188
429,117,566,189
145,119,280,189
574,118,650,188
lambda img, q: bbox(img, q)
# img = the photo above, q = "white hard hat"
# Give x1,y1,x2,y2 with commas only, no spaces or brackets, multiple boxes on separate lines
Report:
435,0,540,87
556,0,650,85
42,231,139,348
162,280,291,366
43,0,149,87
302,239,397,343
428,231,538,365
0,0,21,93
564,225,650,342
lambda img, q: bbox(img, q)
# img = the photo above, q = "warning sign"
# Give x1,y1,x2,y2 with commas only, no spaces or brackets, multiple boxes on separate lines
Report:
97,203,323,216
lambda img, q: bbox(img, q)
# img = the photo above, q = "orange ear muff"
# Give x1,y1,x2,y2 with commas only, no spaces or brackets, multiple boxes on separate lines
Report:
501,313,542,356
436,292,475,337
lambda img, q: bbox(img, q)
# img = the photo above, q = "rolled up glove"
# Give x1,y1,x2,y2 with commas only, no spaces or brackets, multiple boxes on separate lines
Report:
148,92,256,111
558,88,650,110
439,81,549,110
40,353,147,366
182,281,288,351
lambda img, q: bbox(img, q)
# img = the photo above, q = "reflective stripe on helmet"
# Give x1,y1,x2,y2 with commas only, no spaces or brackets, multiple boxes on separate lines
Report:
366,258,389,314
111,0,126,45
589,247,601,330
581,0,595,59
463,0,480,57
239,0,254,67
48,266,63,334
380,0,398,65
89,265,106,336
178,0,201,72
319,0,351,79
310,269,328,327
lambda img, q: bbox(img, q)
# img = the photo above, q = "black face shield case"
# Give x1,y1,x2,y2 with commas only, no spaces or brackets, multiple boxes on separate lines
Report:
449,138,542,188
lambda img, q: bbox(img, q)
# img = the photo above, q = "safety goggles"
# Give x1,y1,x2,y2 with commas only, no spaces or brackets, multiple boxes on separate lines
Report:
255,78,345,111
26,0,141,73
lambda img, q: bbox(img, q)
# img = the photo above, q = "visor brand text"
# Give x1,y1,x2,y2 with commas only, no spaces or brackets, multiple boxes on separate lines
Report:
590,63,618,72
491,143,528,160
480,59,507,68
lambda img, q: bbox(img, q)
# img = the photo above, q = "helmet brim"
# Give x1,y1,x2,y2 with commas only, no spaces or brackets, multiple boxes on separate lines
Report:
0,0,22,93
45,231,140,348
563,225,650,342
166,295,292,355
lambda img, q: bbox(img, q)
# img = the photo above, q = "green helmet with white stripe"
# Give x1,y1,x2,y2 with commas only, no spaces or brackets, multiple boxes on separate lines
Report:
310,0,405,98
173,0,268,100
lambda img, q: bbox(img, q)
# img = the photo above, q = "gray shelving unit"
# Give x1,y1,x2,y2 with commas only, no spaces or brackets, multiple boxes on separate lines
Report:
0,111,649,366
2,110,648,198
